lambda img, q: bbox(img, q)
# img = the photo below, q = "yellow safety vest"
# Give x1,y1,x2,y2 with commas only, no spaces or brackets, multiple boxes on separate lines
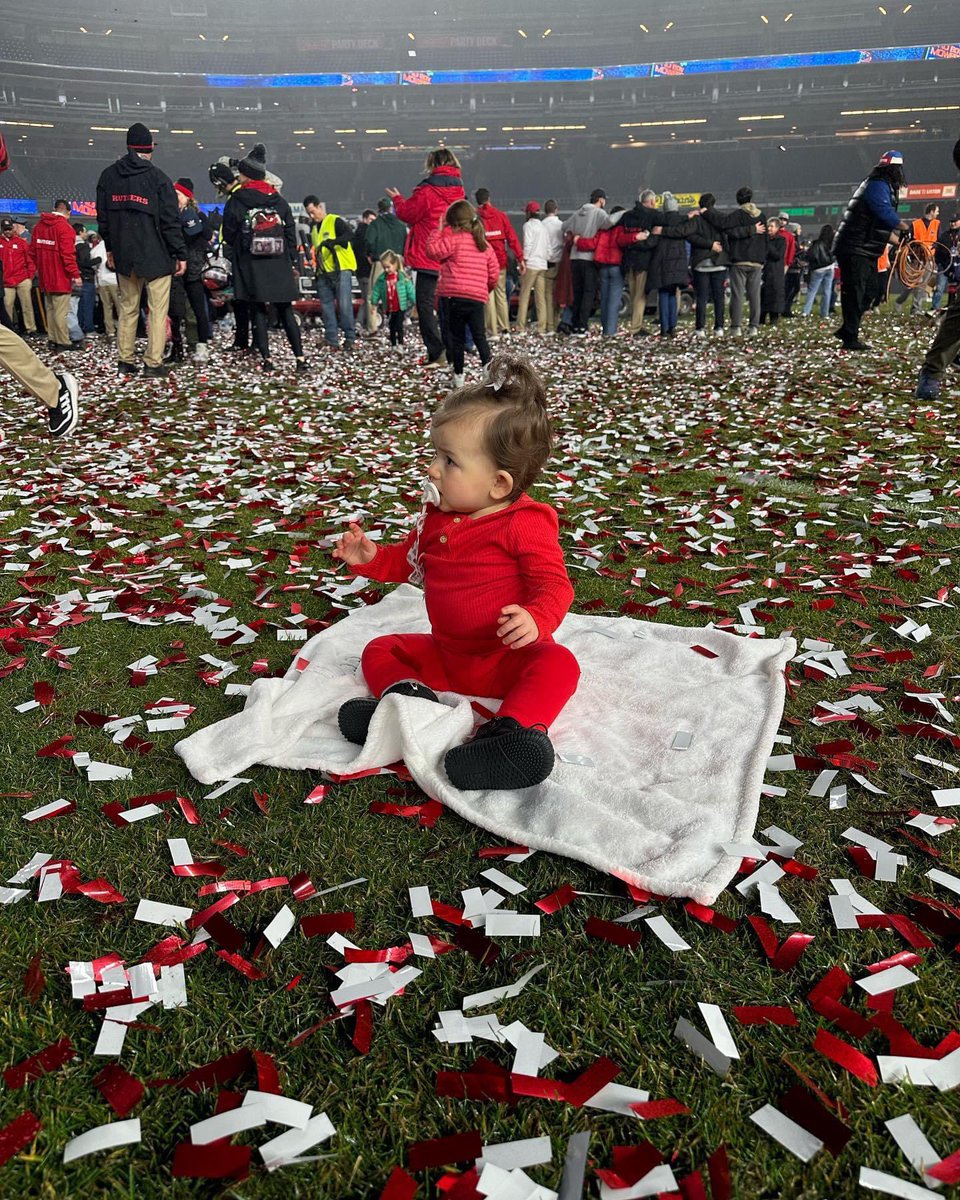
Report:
312,212,357,274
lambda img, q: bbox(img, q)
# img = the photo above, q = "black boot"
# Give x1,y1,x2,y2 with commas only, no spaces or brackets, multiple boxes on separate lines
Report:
444,716,555,791
338,680,440,745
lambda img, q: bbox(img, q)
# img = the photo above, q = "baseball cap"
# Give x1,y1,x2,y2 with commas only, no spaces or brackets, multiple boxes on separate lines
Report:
524,201,541,215
878,149,903,165
0,218,13,232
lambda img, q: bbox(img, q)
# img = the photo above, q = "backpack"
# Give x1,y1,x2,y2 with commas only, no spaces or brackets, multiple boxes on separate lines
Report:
243,205,285,257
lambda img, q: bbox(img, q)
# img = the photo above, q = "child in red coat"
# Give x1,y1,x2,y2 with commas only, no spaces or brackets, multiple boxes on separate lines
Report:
425,200,500,390
333,355,580,791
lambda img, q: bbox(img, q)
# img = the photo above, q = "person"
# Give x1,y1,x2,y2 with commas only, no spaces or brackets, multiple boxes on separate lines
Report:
645,194,689,339
782,222,803,316
0,325,79,437
516,202,549,335
370,250,415,351
833,149,909,351
0,217,36,335
386,148,466,369
474,188,525,337
365,198,408,328
801,225,836,318
575,207,648,338
31,199,82,351
333,353,579,791
71,223,96,337
352,208,377,332
209,159,251,352
916,205,960,399
172,178,213,363
303,197,357,352
931,212,956,313
620,188,661,336
424,200,499,390
223,144,306,373
702,186,767,338
562,188,625,336
87,231,120,339
541,199,564,333
96,122,186,377
654,193,727,338
896,202,941,315
759,217,787,325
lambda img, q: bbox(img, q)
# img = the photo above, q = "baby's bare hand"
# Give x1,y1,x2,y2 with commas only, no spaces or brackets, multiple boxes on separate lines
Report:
332,522,377,566
497,604,540,649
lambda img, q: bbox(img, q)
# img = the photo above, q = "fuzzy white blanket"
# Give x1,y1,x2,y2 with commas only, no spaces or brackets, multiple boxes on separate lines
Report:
176,585,795,903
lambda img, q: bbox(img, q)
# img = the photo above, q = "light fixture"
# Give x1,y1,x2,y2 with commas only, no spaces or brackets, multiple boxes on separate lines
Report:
877,5,886,12
170,129,194,134
428,127,470,132
501,124,586,131
664,21,674,30
784,12,793,20
0,120,55,128
902,3,912,9
407,32,415,40
737,113,785,121
542,28,551,37
619,118,706,127
198,33,206,40
840,104,959,115
79,26,88,33
517,28,527,37
89,125,127,132
103,28,112,35
222,33,229,40
293,128,315,134
335,128,356,133
235,129,258,134
760,14,769,22
365,128,388,133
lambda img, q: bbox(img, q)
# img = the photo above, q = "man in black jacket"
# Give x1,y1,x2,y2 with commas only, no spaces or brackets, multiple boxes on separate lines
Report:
96,123,186,377
620,188,660,335
702,186,767,337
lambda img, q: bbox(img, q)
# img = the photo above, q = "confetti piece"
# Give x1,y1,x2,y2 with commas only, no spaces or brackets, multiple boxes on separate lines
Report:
63,1118,141,1164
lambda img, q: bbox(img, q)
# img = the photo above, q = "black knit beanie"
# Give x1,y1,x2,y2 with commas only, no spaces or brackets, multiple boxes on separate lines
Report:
126,122,154,152
175,177,195,194
237,143,267,181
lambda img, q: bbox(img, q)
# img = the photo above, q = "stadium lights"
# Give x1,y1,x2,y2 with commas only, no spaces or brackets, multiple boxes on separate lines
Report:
429,127,470,132
639,23,649,32
335,128,356,133
198,33,206,40
760,14,769,23
518,29,528,38
0,120,54,128
542,29,551,37
235,129,258,134
293,128,315,134
664,21,674,30
365,128,388,133
841,104,959,114
902,3,912,9
619,118,706,127
79,27,88,33
408,32,415,40
784,12,794,20
90,125,128,132
104,29,112,35
738,114,785,120
501,124,586,130
170,129,194,134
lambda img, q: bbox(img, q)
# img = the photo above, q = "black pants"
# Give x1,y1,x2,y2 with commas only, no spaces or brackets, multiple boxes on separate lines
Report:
835,252,877,347
183,277,211,342
694,269,726,330
922,285,960,380
252,301,303,361
388,310,405,345
570,259,599,331
415,271,444,362
233,298,251,348
440,296,490,374
783,271,801,315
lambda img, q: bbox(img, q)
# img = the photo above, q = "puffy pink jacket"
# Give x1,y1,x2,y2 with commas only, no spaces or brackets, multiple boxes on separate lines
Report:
424,227,499,304
391,165,465,272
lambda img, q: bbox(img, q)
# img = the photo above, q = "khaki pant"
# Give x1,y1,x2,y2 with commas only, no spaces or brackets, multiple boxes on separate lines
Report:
628,270,649,332
98,283,121,337
0,324,58,406
118,272,171,368
543,263,559,332
45,292,71,346
485,268,509,335
516,267,547,334
4,280,36,333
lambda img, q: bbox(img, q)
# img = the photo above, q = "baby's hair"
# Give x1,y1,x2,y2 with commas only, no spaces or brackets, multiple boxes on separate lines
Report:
431,354,551,499
445,199,487,251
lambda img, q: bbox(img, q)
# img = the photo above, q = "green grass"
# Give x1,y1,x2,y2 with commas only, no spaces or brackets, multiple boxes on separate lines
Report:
0,310,958,1198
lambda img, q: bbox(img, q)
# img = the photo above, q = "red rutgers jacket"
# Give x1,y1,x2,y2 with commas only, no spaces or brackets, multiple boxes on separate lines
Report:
30,212,78,294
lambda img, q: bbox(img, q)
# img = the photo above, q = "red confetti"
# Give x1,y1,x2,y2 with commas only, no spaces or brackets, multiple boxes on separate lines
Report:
92,1065,144,1118
812,1027,878,1086
172,1142,251,1180
23,953,45,1003
4,1038,75,1089
585,916,641,948
0,1111,40,1168
629,1098,691,1119
381,1166,419,1200
300,912,356,937
534,883,577,914
731,1005,798,1026
408,1131,483,1171
691,644,719,658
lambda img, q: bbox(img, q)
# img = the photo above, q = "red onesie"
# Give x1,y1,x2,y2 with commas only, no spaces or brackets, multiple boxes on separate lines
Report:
349,493,580,728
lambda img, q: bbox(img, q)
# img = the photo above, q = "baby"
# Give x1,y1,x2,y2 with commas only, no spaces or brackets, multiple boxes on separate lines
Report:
333,355,580,791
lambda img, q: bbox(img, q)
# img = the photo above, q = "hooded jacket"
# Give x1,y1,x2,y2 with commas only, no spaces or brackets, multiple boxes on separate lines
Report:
656,212,730,271
618,201,661,273
476,202,524,271
391,166,466,272
703,201,768,266
31,212,79,294
646,209,691,292
364,211,408,262
833,171,902,260
561,202,619,261
0,232,34,287
96,150,186,280
222,181,299,304
423,226,500,304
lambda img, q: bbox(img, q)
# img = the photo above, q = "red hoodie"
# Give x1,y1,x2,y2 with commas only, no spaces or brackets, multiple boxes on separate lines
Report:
31,212,78,294
392,165,466,272
424,226,500,304
777,227,797,268
0,233,34,287
476,202,524,271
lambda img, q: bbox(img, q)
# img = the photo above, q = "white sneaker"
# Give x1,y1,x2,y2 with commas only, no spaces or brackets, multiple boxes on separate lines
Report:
746,325,759,338
693,329,707,340
451,373,465,389
731,327,743,339
713,328,725,338
194,342,210,362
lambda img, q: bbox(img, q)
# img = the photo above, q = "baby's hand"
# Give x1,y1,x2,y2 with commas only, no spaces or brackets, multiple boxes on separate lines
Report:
497,604,539,649
332,522,377,566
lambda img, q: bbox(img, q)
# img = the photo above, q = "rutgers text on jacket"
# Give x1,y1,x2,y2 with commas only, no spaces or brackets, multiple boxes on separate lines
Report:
96,150,187,280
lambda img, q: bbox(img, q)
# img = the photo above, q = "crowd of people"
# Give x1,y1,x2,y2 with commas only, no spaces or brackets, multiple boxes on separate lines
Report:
0,128,959,435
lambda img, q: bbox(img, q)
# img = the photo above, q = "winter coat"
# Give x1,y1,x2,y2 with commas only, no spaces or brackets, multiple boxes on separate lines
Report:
833,173,902,260
761,235,786,314
703,202,768,266
561,202,618,261
392,166,466,272
88,239,117,287
804,238,835,271
370,270,415,312
423,227,499,304
352,222,372,279
365,212,408,262
646,210,690,291
222,182,299,304
31,212,79,294
0,233,34,287
96,150,186,280
180,206,212,283
576,222,642,267
476,202,524,271
778,227,797,268
522,217,550,271
75,239,96,283
619,202,661,274
657,212,730,270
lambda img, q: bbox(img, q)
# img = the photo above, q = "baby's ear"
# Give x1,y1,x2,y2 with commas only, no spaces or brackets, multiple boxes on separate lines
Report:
491,469,514,500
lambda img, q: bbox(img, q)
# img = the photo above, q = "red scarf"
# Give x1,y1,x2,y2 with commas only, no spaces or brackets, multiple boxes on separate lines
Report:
243,179,277,195
385,272,400,313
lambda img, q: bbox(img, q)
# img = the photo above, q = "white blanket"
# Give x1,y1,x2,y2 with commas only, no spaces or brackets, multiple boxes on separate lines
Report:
176,585,795,903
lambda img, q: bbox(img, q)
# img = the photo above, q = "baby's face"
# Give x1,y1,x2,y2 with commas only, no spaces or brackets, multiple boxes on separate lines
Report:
427,413,504,515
